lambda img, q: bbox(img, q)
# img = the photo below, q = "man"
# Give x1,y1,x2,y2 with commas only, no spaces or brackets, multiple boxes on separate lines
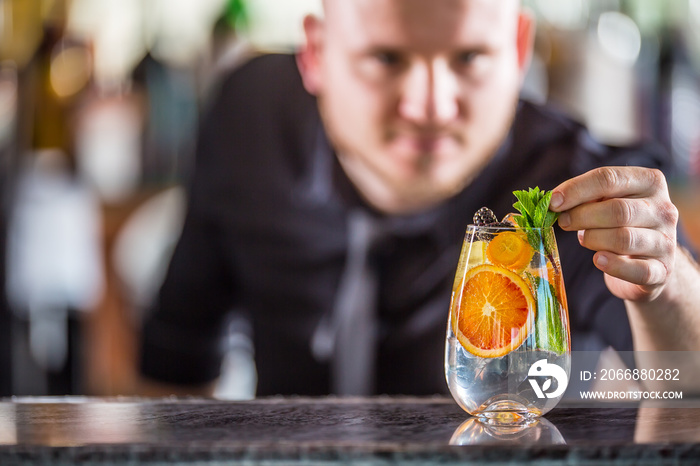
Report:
138,0,700,396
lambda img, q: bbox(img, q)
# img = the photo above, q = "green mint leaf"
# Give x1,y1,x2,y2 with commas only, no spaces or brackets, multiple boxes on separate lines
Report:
513,215,529,230
532,187,545,207
514,188,567,355
513,203,535,227
533,200,546,227
512,187,561,257
527,229,541,253
533,191,552,227
512,187,560,229
543,210,559,229
528,273,566,355
513,190,536,218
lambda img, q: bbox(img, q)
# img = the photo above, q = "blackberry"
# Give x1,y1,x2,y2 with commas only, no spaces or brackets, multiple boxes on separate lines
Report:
475,221,515,242
473,207,497,226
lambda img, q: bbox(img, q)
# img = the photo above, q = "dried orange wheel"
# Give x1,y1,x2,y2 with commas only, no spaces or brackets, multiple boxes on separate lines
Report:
486,231,534,273
452,264,535,358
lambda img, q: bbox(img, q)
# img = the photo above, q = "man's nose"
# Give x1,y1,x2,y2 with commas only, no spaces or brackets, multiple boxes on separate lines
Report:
398,59,459,125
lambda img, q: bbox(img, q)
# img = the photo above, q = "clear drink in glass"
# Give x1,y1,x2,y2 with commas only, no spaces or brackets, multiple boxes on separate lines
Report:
445,224,571,424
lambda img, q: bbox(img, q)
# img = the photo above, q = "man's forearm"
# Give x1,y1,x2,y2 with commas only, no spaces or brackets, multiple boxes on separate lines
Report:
626,246,700,392
626,246,700,352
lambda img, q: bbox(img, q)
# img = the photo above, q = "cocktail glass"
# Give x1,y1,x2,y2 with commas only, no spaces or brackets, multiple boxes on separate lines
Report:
445,224,571,424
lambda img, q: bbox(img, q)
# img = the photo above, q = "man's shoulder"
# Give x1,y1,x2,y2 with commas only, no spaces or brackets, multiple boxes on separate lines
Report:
512,100,584,145
230,53,299,80
199,53,319,152
203,53,315,122
220,53,306,98
516,99,578,125
192,53,322,201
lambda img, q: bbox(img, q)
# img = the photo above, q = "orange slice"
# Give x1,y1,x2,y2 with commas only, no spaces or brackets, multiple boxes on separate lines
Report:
486,231,534,273
452,264,535,358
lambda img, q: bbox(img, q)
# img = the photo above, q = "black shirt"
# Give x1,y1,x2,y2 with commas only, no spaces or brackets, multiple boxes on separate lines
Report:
140,54,674,396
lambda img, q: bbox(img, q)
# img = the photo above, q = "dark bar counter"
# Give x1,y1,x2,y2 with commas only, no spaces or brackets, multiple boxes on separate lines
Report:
0,396,699,464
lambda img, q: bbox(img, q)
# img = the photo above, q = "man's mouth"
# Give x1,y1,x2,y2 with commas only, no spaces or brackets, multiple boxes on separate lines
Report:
390,132,458,158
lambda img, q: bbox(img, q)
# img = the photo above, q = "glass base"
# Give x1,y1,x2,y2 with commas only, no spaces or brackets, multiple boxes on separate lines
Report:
475,399,541,426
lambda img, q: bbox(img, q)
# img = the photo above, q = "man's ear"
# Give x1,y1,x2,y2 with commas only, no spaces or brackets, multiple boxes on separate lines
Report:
515,9,535,81
296,14,324,95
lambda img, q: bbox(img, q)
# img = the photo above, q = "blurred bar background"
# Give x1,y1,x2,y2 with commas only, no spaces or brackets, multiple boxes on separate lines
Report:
0,0,698,398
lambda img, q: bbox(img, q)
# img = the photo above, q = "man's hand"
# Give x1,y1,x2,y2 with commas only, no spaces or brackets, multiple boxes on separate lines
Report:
549,166,679,303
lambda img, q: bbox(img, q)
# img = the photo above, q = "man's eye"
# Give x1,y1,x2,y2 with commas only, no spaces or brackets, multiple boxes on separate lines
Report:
456,51,479,65
374,51,402,66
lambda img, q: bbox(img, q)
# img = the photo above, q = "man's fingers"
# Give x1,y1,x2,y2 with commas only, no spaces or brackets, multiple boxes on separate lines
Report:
557,197,673,231
593,252,669,287
577,228,676,258
550,167,666,212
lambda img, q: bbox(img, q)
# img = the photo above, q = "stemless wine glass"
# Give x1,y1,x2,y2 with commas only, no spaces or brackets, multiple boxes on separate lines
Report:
445,224,571,424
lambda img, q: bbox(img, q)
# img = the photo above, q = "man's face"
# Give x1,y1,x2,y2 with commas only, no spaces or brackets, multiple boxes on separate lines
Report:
300,0,531,214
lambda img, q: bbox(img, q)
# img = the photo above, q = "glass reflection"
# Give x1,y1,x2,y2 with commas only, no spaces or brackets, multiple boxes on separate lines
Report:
9,400,143,446
0,404,17,445
449,416,565,446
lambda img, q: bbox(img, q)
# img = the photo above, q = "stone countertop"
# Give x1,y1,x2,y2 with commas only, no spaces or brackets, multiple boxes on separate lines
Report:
0,396,699,464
